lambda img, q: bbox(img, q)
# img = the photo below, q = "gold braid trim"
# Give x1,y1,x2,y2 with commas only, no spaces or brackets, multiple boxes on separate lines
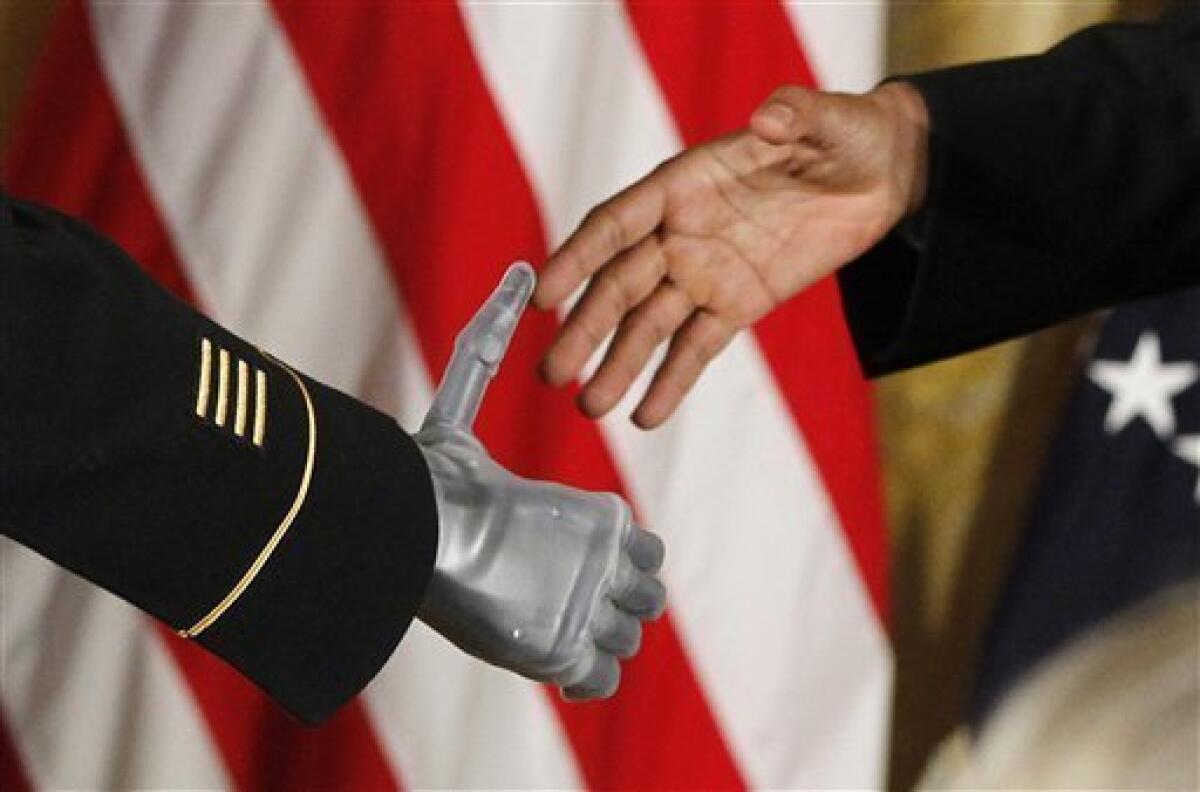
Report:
178,359,316,638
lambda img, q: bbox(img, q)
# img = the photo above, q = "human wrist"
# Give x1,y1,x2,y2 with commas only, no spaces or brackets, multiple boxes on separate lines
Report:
865,80,930,221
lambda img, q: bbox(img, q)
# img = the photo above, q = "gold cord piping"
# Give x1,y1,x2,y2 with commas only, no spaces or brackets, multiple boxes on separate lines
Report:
178,361,316,638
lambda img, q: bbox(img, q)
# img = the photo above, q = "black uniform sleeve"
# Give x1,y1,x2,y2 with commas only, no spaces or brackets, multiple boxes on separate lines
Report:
0,191,439,724
838,9,1200,377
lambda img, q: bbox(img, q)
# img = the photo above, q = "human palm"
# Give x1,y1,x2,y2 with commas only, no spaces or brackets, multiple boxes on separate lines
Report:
536,83,927,428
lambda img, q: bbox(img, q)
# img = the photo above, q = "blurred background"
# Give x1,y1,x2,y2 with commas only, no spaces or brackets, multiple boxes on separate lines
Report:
0,1,1186,791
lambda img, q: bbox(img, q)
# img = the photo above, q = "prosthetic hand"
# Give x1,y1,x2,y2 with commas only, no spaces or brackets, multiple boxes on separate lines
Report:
415,263,667,700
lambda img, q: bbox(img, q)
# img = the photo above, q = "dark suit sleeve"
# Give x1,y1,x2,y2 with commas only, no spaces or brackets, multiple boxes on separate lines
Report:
838,9,1200,377
0,191,439,724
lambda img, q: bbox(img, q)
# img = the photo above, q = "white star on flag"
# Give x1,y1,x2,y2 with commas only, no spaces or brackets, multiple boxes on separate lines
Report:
1088,331,1198,440
1174,435,1200,506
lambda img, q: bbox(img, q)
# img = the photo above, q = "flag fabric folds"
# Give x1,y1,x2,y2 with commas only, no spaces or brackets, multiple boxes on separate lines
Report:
0,2,890,788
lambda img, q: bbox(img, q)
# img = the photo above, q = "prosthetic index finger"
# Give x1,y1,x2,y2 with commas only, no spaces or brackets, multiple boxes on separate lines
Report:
625,524,666,573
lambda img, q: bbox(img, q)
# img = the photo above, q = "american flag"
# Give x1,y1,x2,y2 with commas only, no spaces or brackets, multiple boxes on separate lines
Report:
974,287,1200,724
0,2,890,788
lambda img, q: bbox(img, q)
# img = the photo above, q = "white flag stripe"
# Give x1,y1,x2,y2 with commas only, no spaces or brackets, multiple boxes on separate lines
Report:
87,2,581,789
85,2,409,405
460,3,890,787
784,1,885,93
1,542,229,790
365,624,586,790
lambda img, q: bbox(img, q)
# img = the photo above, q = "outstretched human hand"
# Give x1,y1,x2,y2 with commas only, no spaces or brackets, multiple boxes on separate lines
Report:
536,82,929,428
415,262,666,699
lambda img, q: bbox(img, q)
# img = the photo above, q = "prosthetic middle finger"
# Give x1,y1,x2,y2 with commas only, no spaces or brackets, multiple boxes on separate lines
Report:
592,598,643,658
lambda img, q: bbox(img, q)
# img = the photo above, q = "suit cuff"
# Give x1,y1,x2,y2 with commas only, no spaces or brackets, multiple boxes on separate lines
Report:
838,54,1086,377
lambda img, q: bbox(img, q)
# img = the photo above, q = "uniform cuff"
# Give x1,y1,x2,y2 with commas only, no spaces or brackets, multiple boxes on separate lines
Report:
194,374,438,724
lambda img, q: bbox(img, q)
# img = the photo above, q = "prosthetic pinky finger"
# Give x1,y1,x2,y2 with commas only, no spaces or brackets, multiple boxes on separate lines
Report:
553,642,598,690
562,653,621,701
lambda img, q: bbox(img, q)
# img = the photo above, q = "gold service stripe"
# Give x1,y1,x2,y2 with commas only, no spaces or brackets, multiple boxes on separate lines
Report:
234,359,249,437
195,338,213,418
253,369,268,447
179,359,316,638
215,348,231,426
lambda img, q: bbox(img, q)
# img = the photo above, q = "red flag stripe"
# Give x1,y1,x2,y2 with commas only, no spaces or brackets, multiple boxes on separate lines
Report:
4,6,403,790
2,3,194,300
624,0,889,622
159,629,400,792
0,710,31,792
270,3,746,788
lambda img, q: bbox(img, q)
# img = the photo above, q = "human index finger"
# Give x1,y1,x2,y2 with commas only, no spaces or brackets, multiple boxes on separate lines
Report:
535,175,668,310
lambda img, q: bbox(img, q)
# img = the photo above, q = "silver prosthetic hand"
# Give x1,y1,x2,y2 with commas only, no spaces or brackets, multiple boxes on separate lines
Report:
414,263,667,700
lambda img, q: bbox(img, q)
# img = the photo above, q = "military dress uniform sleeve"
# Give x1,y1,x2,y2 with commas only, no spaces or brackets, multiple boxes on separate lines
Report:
838,9,1200,377
0,190,438,724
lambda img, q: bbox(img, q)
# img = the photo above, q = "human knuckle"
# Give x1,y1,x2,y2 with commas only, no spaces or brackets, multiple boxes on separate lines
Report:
586,204,625,250
581,203,605,227
697,331,726,362
626,313,668,353
597,270,636,313
573,313,609,350
672,260,713,306
563,248,592,282
763,89,789,110
607,349,642,384
647,242,669,283
681,338,714,370
743,286,776,321
773,84,806,104
650,154,680,181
